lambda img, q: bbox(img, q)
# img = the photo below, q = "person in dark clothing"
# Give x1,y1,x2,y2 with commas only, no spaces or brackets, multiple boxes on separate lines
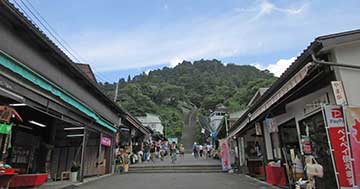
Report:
150,144,156,163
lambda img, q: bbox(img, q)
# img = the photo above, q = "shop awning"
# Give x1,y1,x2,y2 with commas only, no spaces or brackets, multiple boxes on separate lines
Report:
0,51,117,132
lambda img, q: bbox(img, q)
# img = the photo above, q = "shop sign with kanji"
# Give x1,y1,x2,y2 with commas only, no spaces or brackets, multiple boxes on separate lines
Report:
324,105,354,188
345,107,360,187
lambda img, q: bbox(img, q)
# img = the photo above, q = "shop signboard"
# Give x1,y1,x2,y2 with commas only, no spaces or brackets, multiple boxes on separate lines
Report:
255,122,262,135
323,105,354,188
331,81,347,105
344,106,360,186
265,118,278,133
100,136,111,147
220,139,231,171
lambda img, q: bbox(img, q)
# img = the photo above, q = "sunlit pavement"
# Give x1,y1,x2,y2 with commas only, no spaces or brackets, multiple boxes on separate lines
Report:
74,173,279,189
73,154,279,189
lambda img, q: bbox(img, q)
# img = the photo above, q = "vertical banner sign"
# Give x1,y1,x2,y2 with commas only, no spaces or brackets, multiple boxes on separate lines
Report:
255,122,262,135
345,107,360,186
331,81,348,105
324,105,354,188
220,139,231,171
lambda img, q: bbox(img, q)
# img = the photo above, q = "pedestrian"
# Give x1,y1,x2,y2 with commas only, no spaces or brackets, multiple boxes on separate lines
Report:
179,144,185,160
143,142,150,162
199,144,203,158
193,142,198,159
207,144,212,158
160,142,166,161
203,145,208,160
150,143,156,163
170,141,177,164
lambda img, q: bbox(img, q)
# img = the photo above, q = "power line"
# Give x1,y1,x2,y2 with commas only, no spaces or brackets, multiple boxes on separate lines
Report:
13,0,115,83
18,0,82,63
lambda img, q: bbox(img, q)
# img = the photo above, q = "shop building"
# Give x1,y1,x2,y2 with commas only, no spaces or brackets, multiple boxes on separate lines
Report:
0,1,146,183
227,29,360,188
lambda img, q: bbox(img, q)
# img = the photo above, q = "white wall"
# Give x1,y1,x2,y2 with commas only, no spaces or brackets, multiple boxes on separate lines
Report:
264,85,335,157
333,42,360,106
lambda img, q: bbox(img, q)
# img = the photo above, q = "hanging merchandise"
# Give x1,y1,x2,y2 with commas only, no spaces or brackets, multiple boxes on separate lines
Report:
301,136,312,155
0,106,23,123
0,123,12,134
305,156,324,178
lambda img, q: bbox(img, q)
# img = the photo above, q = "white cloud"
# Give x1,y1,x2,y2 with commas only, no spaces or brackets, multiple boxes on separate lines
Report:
254,57,296,77
145,69,151,75
64,0,360,73
164,4,168,10
169,57,183,68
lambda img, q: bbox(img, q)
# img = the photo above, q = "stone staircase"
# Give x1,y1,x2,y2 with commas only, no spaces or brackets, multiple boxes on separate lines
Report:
128,164,222,174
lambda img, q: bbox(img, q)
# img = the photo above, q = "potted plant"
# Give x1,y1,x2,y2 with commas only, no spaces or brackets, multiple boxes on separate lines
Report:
70,162,80,182
122,154,130,172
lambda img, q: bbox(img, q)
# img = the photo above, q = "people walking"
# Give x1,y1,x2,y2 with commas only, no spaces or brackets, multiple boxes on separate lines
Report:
179,144,185,160
193,142,199,159
199,144,203,158
170,141,177,164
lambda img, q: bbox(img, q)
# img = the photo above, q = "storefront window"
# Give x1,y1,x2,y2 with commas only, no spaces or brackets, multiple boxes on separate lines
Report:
299,112,337,189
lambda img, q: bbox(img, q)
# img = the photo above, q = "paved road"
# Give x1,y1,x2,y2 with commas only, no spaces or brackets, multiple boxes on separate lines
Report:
75,173,279,189
181,108,198,153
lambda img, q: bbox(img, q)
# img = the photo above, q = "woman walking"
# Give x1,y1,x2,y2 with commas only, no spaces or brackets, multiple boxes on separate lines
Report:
179,144,185,160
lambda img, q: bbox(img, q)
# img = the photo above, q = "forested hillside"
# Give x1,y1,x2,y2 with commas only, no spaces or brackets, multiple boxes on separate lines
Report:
99,59,276,138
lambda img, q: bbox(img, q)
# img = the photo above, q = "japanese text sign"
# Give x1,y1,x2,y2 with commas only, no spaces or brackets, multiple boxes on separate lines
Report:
324,105,354,188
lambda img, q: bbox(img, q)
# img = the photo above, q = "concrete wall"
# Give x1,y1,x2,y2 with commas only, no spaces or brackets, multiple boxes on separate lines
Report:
333,42,360,106
0,19,118,125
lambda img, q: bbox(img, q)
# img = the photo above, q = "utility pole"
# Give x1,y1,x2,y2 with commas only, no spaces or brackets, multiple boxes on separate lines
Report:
114,79,120,102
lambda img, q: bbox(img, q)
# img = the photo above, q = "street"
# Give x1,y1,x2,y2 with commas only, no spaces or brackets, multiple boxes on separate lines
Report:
75,173,278,189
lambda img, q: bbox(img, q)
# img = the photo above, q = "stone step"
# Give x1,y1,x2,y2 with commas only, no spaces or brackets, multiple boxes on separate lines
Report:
127,169,224,174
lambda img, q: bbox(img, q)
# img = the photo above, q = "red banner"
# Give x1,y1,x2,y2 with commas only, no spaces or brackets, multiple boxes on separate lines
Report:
220,139,231,171
345,107,360,186
324,106,354,188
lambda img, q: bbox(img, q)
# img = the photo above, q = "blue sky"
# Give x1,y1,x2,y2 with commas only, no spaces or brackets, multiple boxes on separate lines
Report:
12,0,360,82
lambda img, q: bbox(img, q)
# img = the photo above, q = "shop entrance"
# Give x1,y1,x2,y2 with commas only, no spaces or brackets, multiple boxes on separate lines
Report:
299,112,337,189
243,126,266,179
278,119,301,184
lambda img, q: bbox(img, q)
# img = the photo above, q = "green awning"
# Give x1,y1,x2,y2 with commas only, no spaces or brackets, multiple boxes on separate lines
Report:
0,51,116,132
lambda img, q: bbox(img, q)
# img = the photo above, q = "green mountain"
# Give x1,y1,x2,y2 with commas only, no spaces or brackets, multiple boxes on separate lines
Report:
99,59,276,138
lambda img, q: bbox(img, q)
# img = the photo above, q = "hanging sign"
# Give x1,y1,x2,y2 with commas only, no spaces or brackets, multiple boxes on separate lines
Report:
331,81,347,105
255,122,262,135
0,123,12,134
265,118,278,133
344,106,360,186
220,139,232,171
100,136,111,147
324,105,354,188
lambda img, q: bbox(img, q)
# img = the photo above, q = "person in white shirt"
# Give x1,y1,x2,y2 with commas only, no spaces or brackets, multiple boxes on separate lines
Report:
199,144,203,157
